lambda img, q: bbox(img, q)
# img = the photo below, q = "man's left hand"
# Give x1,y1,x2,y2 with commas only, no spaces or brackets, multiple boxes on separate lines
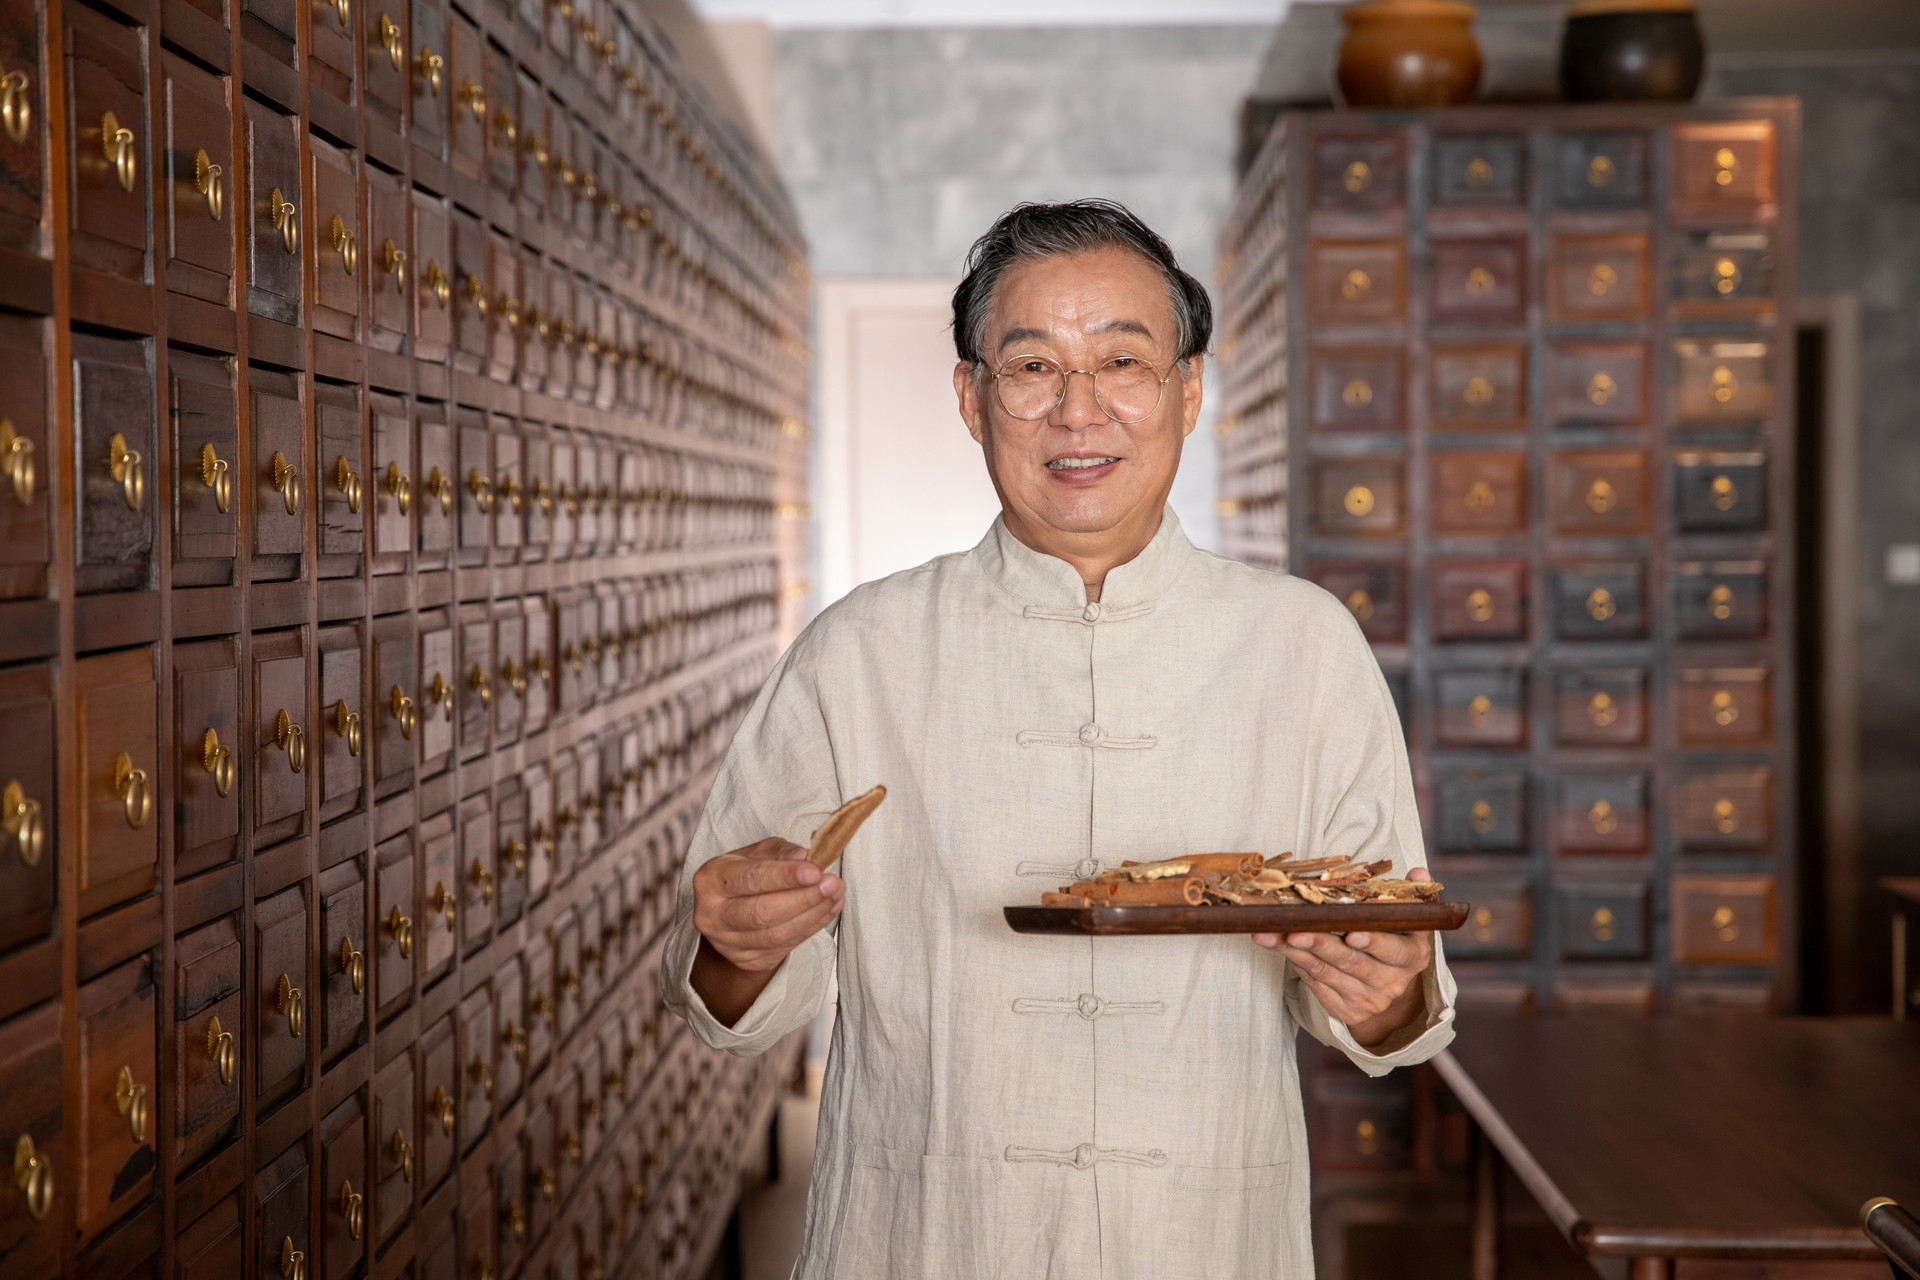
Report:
1253,867,1435,1050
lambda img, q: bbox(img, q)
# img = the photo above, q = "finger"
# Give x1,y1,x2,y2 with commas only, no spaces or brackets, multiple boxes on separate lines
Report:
718,894,844,959
740,837,811,861
1283,961,1376,1023
1348,929,1429,971
1282,932,1390,981
1276,938,1390,993
1408,866,1432,883
714,855,834,898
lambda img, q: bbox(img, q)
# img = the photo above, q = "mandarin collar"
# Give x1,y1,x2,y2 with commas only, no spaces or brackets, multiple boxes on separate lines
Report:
975,507,1192,611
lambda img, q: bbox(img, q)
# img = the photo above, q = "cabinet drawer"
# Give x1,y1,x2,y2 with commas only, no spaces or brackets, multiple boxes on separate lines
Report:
1677,667,1771,746
1436,669,1525,747
370,393,412,574
255,883,309,1104
492,418,525,553
1675,560,1768,639
522,424,551,556
418,1015,457,1192
457,607,492,759
374,833,414,1018
73,333,156,594
418,403,454,562
1431,344,1524,431
552,908,581,1044
1551,132,1647,209
0,314,50,600
410,0,447,156
450,204,488,369
168,350,239,585
458,988,493,1150
1674,451,1767,533
318,860,365,1062
248,366,304,580
244,98,302,323
1548,341,1646,427
173,638,242,878
1674,340,1771,424
496,1141,527,1273
1558,883,1649,960
1671,120,1775,214
548,427,576,557
373,615,417,794
1550,561,1645,641
417,611,455,774
1675,769,1771,852
0,0,45,256
483,40,516,194
251,628,309,845
486,229,517,379
523,595,552,735
1431,451,1525,537
176,1194,243,1280
1431,237,1525,325
419,810,457,981
518,250,550,394
1310,457,1404,538
76,955,156,1242
493,953,526,1110
1553,668,1646,748
1673,230,1774,317
63,3,148,279
256,1144,311,1280
173,915,241,1166
1312,132,1403,211
1310,348,1401,432
493,603,526,745
1672,875,1776,966
0,664,55,952
1552,772,1649,855
524,760,553,906
311,139,360,340
495,776,528,928
1430,559,1525,642
1432,133,1525,206
1548,451,1648,537
1436,770,1526,854
1309,1087,1409,1175
162,53,233,303
1309,561,1405,643
458,791,493,948
76,646,158,917
1308,240,1405,326
516,73,548,210
316,382,363,573
372,1049,414,1240
318,625,364,824
457,409,491,558
1548,232,1648,323
363,1,407,129
320,1094,367,1280
412,190,452,363
306,0,355,100
1446,884,1531,959
367,166,409,350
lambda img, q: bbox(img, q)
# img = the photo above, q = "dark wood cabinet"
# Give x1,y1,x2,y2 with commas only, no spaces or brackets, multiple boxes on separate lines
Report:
162,54,233,304
172,638,242,877
168,350,239,586
248,365,305,582
76,954,155,1243
245,98,302,324
0,663,54,954
173,915,241,1166
0,1000,62,1278
72,334,155,595
75,646,158,917
0,313,49,600
63,3,148,282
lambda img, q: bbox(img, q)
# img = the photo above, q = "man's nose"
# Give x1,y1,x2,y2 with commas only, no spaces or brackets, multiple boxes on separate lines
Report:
1050,368,1109,428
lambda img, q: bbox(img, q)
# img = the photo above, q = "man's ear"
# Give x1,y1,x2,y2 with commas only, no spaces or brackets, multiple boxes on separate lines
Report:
1179,353,1205,439
955,361,987,445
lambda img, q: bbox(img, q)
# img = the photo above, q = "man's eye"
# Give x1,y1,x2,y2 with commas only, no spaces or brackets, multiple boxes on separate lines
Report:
1018,361,1052,375
1106,356,1140,370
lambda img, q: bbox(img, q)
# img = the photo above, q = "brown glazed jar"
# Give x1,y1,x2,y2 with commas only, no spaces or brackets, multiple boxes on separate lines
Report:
1336,0,1482,108
1559,0,1704,102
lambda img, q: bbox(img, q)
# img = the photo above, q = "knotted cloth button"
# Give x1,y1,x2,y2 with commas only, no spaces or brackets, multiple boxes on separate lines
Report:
1082,602,1102,623
1073,857,1099,879
1076,993,1103,1019
1072,1144,1095,1169
1077,723,1105,746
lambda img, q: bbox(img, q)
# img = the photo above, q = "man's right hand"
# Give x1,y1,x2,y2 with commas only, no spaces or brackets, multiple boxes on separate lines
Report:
689,836,844,1027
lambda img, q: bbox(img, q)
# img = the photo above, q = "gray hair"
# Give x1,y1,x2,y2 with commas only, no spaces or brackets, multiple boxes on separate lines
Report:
950,199,1214,372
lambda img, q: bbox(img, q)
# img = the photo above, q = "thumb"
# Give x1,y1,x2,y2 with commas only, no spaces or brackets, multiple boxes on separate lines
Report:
1408,866,1432,882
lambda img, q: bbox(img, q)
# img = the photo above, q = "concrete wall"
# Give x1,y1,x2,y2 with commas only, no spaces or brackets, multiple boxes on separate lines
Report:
769,25,1274,551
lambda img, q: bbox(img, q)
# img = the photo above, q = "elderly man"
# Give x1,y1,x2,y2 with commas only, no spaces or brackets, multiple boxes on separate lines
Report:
662,199,1456,1276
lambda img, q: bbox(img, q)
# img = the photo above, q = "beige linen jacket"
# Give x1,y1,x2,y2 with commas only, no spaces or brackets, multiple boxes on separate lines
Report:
662,510,1457,1278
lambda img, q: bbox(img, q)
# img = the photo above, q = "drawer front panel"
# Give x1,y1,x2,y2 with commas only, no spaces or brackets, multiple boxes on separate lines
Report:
1558,884,1649,960
1552,132,1648,209
1551,562,1646,641
1309,349,1402,431
1674,341,1771,424
1673,452,1767,533
1310,458,1404,538
1309,561,1406,644
1671,875,1776,966
1431,237,1525,324
1432,134,1525,206
1551,772,1649,855
1548,232,1649,323
1677,668,1771,747
76,647,158,917
1430,560,1525,642
162,54,234,298
1673,231,1775,316
1436,771,1526,854
1549,342,1647,427
245,98,302,322
1548,451,1648,537
1672,120,1775,213
1675,769,1772,853
73,334,156,592
1553,668,1647,748
1312,133,1404,211
1431,345,1524,432
1308,240,1406,326
0,314,51,597
255,883,309,1102
1436,669,1526,747
1674,560,1768,640
0,664,55,952
1431,452,1525,537
1446,883,1532,959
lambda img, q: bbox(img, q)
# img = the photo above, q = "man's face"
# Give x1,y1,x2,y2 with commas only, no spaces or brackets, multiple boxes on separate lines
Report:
955,247,1204,548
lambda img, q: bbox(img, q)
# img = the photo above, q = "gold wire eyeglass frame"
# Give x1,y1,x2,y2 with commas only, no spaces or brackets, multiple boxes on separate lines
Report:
987,353,1177,424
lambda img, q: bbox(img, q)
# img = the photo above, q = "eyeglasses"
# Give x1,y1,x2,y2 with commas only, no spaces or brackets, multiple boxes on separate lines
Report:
988,353,1176,424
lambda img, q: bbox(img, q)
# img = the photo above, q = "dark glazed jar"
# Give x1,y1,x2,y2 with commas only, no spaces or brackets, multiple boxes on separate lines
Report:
1559,0,1704,103
1336,0,1482,109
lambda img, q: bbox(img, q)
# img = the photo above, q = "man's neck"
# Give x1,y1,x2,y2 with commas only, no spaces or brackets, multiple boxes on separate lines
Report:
1000,506,1162,603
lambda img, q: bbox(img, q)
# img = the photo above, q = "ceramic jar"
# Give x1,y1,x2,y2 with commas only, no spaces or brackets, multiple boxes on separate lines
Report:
1335,0,1482,109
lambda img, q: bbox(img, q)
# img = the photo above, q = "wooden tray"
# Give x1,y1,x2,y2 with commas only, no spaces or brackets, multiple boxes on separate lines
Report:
1003,901,1471,936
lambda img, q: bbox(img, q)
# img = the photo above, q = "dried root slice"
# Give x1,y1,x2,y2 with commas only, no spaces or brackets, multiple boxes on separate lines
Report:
1181,853,1266,876
807,784,887,871
1267,855,1354,875
1293,880,1328,904
1096,858,1193,884
1068,877,1204,906
1041,893,1093,908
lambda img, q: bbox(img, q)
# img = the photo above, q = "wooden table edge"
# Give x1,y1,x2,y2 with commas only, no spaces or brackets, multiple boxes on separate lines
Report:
1434,1049,1590,1246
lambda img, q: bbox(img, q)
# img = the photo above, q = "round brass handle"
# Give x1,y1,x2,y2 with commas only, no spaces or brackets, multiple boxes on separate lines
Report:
626,1181,645,1211
1468,694,1493,728
427,672,452,720
1587,587,1617,622
390,686,416,739
334,699,362,756
559,967,580,1000
0,68,29,147
1711,689,1739,727
1588,371,1617,406
384,461,412,514
459,77,485,122
494,105,516,145
335,455,362,514
1587,153,1616,188
1340,268,1370,301
464,274,487,318
531,478,552,515
431,1085,455,1134
500,1020,527,1062
561,1130,581,1164
329,215,357,275
1710,474,1739,511
564,642,582,673
111,752,150,829
114,1065,149,1143
469,664,492,708
4,779,44,868
469,1051,493,1098
1465,588,1493,623
1591,906,1617,941
200,728,235,797
529,652,551,684
275,972,304,1037
337,933,365,993
270,450,301,515
380,239,406,293
107,432,143,511
387,904,414,958
417,48,443,96
275,709,306,774
422,258,450,310
504,1201,527,1241
467,468,493,513
498,474,522,514
205,1014,235,1085
377,13,404,70
100,111,135,192
1588,799,1618,835
338,1180,363,1239
532,991,555,1030
500,658,526,698
433,881,456,928
0,419,33,506
470,857,493,903
426,466,452,514
192,147,223,221
502,837,526,874
531,819,553,856
14,1133,52,1220
197,441,231,513
524,130,548,168
1469,799,1496,835
1586,477,1617,515
390,1129,412,1181
269,187,298,255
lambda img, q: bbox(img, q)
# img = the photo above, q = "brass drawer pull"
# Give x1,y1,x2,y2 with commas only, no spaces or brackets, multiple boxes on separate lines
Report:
1462,375,1493,407
270,450,301,515
503,1200,527,1241
107,432,143,511
1472,907,1495,942
464,274,487,318
1469,799,1495,835
498,473,522,514
1587,153,1616,188
1711,365,1739,403
524,129,548,168
1587,691,1618,727
530,819,553,857
529,651,551,684
3,779,44,867
557,480,578,515
390,1129,412,1181
1587,371,1617,405
459,77,485,122
604,1069,626,1100
501,836,526,874
1353,1118,1379,1155
559,966,580,1000
274,709,306,773
114,1065,149,1143
100,111,136,192
1591,906,1616,941
1713,797,1740,834
386,904,414,958
329,214,357,275
468,664,491,708
1713,145,1739,186
564,641,582,673
381,239,406,292
337,1179,363,1239
1467,694,1493,728
269,187,298,255
199,441,231,513
427,671,453,719
1464,588,1493,623
1340,268,1370,302
470,1051,493,1098
205,1014,235,1084
0,67,29,146
1341,484,1373,518
417,47,443,96
1588,262,1616,296
494,105,517,145
433,880,456,928
275,972,304,1036
1709,583,1736,620
584,939,606,977
535,1163,557,1200
500,657,526,698
334,699,362,756
1712,904,1739,941
384,461,412,514
14,1133,52,1220
1586,587,1616,621
389,686,416,739
426,466,453,513
582,635,602,662
497,294,520,332
337,933,365,993
470,856,493,904
468,468,493,513
334,456,362,513
1465,265,1495,297
423,258,450,309
200,728,235,797
561,1129,581,1164
431,1085,455,1134
531,991,555,1030
500,1019,527,1062
330,0,349,26
1585,477,1616,514
111,752,151,829
1588,799,1618,835
0,419,33,506
377,13,404,70
558,805,579,834
1713,256,1741,295
1710,474,1738,511
192,148,222,221
1464,478,1495,512
1711,689,1739,726
625,1181,645,1211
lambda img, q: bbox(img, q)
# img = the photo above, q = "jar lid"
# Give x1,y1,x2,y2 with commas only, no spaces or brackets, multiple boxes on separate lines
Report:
1568,0,1695,16
1343,0,1477,24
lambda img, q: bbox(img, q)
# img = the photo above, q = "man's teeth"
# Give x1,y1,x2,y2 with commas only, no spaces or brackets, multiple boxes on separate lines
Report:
1047,457,1119,470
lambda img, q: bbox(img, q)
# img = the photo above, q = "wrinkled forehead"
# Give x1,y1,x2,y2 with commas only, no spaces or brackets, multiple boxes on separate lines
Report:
984,248,1177,360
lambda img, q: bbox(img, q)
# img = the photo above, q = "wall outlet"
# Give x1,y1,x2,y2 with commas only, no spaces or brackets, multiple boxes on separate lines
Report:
1888,543,1920,585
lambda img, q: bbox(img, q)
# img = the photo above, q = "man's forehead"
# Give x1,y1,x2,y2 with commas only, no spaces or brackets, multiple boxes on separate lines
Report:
997,317,1156,351
987,249,1174,352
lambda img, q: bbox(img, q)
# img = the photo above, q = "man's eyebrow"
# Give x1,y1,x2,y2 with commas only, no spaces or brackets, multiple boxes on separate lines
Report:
995,318,1156,352
997,326,1051,351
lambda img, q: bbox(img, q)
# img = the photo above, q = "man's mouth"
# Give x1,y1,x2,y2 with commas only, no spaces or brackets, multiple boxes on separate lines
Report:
1046,456,1120,471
